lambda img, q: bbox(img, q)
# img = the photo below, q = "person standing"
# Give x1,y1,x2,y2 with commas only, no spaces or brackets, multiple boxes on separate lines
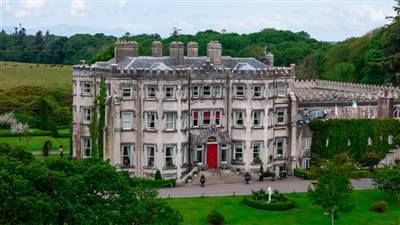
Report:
59,145,64,158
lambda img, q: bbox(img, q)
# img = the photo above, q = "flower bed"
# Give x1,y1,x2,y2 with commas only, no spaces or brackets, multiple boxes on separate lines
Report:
243,189,295,211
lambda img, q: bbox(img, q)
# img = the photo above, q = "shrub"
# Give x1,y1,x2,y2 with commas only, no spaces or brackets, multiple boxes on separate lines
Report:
154,170,162,180
263,170,274,177
352,169,370,178
372,200,388,213
244,196,295,211
206,210,224,225
129,177,176,188
293,168,313,179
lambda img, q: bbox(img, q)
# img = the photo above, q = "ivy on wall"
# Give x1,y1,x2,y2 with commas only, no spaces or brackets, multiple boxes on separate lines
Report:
309,119,400,162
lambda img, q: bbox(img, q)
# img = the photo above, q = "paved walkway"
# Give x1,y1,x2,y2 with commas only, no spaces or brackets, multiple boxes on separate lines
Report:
158,177,374,198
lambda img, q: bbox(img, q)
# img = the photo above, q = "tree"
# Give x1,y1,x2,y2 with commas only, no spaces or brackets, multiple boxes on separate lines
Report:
155,170,162,180
39,97,50,130
362,151,380,171
373,162,400,202
0,143,183,224
308,154,354,225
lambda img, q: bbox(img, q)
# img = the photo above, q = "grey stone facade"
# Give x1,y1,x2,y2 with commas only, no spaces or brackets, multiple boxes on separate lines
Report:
72,40,400,182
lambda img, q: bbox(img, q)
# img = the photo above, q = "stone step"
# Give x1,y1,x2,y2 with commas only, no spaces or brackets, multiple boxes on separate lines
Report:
190,170,244,185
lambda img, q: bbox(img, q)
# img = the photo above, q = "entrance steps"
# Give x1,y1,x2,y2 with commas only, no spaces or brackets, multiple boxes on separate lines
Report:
191,169,244,185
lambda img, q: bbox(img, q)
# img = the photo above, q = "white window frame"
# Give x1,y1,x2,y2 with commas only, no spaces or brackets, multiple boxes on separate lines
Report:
192,111,199,127
121,112,133,130
234,111,244,127
165,86,175,99
145,145,155,167
181,144,188,165
196,145,203,164
235,85,245,98
214,110,222,126
276,109,286,125
220,144,228,163
252,142,262,162
233,142,243,161
202,85,212,98
145,112,156,129
121,144,134,166
192,85,199,98
122,87,132,98
81,138,92,158
82,81,92,95
82,107,92,124
214,85,222,98
202,111,211,126
165,113,175,131
252,111,263,128
276,138,285,158
252,85,263,98
164,145,175,167
277,83,287,97
146,86,156,98
303,137,311,150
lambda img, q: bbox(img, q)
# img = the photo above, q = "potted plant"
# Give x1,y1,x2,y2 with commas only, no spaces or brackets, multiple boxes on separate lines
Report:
186,175,192,183
245,172,251,184
236,167,241,175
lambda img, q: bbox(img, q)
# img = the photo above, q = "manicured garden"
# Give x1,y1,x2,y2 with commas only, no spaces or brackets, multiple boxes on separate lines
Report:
166,190,400,225
0,136,70,152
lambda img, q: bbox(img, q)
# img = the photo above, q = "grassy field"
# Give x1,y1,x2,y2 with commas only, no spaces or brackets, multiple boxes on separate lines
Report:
0,61,72,90
166,190,400,225
0,136,70,152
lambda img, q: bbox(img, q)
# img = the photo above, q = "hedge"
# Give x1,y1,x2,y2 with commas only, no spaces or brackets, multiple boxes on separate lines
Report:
130,178,176,188
293,168,313,180
352,169,370,178
243,196,295,211
0,129,70,138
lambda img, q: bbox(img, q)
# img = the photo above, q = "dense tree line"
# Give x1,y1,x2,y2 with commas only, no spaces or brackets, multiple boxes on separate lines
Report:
0,143,183,225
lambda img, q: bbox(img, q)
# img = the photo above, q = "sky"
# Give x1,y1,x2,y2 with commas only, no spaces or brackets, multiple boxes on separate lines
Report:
1,0,397,41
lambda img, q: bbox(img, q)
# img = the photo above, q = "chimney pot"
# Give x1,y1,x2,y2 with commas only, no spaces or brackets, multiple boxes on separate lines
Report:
170,41,184,65
207,41,222,65
152,41,163,57
114,40,139,63
187,41,198,57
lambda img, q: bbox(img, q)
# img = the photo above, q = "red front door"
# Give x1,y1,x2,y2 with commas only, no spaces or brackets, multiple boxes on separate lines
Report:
207,144,218,169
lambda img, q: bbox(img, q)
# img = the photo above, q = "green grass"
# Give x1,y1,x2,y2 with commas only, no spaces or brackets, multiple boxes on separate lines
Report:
0,61,72,90
166,190,400,225
0,136,70,152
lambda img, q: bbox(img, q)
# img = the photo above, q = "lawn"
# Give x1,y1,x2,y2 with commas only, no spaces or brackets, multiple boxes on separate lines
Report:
0,61,72,90
0,136,70,152
166,190,400,225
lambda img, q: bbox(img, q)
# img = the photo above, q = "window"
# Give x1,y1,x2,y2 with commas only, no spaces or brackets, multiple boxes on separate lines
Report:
253,142,261,162
193,111,199,127
388,135,394,145
202,85,211,98
82,138,91,158
221,144,227,162
192,85,199,98
276,138,285,158
165,145,174,167
82,82,92,95
121,112,133,130
122,87,132,98
276,109,285,124
253,85,263,98
196,145,203,163
165,86,175,99
234,142,243,161
235,85,245,98
165,113,175,130
252,111,262,128
303,137,311,150
121,144,133,166
82,107,92,124
215,111,221,126
214,85,222,98
203,111,211,126
146,86,156,98
181,144,188,165
277,83,287,97
394,105,400,118
234,111,244,127
145,112,156,129
145,145,155,167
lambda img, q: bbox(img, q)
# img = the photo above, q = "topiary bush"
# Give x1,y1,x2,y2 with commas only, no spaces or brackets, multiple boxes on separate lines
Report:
243,189,295,211
154,170,162,180
206,210,224,225
372,200,388,213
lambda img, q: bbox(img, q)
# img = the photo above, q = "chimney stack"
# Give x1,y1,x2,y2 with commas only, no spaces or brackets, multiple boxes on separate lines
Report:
187,41,198,57
152,41,163,57
169,41,184,65
114,40,139,63
264,47,274,67
207,41,222,65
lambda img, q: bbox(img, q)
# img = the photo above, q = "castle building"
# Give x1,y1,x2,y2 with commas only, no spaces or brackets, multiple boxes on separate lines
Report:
72,40,400,181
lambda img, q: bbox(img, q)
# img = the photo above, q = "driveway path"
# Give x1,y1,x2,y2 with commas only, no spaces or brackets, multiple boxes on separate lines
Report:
158,177,374,198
